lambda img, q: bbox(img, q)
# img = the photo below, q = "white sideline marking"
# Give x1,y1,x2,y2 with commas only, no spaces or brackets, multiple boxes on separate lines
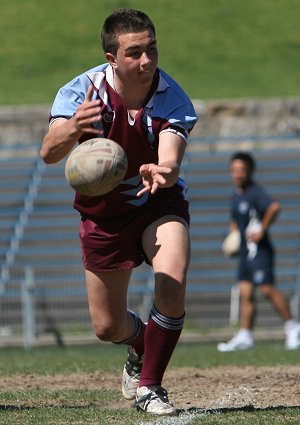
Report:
138,386,254,424
138,412,204,425
216,385,253,408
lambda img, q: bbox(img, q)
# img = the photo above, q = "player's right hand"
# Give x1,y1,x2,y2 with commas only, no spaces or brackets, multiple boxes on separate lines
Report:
137,163,172,196
72,85,103,135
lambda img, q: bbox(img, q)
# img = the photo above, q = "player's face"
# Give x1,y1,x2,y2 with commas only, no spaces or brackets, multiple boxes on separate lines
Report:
108,30,158,88
230,159,251,188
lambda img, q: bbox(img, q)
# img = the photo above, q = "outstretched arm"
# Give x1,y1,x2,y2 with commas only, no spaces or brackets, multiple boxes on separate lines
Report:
137,131,186,197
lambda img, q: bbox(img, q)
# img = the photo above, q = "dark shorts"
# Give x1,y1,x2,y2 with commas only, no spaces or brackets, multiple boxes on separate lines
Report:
237,249,275,285
79,191,189,272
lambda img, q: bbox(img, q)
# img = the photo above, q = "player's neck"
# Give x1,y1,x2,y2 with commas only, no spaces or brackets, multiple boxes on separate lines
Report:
113,77,152,113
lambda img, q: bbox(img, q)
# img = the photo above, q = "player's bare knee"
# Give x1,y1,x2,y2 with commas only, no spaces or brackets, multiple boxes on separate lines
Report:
93,323,121,342
259,284,273,299
240,292,255,304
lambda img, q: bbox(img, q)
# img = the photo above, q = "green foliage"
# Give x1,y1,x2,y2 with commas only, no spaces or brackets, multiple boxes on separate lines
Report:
1,0,300,104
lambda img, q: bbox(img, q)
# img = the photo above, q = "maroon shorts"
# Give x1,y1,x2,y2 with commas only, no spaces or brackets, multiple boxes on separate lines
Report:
79,191,189,272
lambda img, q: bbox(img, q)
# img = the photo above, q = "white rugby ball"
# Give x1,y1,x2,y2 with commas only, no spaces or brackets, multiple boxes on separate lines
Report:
65,138,128,196
222,229,241,257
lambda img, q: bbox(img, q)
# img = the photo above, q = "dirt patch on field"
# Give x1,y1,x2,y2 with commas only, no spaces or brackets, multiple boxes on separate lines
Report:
1,366,300,411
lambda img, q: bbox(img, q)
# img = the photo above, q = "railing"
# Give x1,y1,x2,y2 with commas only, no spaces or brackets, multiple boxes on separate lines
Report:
1,140,300,346
189,134,300,153
0,151,45,294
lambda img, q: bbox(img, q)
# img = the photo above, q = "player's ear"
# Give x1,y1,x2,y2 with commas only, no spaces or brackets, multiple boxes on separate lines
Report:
105,52,117,69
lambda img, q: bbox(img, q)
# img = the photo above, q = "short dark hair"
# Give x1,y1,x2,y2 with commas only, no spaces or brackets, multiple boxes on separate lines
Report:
230,151,256,173
101,9,156,55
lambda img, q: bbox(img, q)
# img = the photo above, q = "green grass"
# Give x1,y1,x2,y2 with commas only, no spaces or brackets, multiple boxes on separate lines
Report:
1,0,300,105
0,341,299,375
1,406,299,425
0,342,299,424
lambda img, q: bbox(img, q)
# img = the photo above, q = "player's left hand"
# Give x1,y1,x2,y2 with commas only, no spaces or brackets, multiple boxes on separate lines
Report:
137,163,172,197
247,229,264,243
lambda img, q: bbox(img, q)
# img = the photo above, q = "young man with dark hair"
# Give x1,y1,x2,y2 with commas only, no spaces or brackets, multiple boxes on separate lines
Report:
41,8,197,416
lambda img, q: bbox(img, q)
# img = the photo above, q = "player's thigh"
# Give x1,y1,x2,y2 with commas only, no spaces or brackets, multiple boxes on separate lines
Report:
142,215,190,279
238,280,255,301
141,215,190,315
85,268,132,332
259,283,276,298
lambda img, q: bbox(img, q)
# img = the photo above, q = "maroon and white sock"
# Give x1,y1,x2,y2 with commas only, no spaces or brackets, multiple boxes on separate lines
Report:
114,310,145,356
139,304,184,387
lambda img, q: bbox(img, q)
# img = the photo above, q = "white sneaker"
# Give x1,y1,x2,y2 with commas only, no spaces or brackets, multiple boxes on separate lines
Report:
135,385,177,416
122,347,143,400
217,332,254,352
285,324,300,350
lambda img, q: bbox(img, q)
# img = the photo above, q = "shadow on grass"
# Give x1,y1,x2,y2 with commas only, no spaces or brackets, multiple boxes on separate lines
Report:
0,403,96,411
178,404,300,415
1,403,300,415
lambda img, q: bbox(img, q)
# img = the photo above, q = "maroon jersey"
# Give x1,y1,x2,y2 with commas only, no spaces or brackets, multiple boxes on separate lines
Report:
50,64,198,218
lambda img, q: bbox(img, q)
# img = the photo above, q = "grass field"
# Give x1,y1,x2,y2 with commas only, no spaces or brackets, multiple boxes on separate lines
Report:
1,0,300,105
0,341,299,424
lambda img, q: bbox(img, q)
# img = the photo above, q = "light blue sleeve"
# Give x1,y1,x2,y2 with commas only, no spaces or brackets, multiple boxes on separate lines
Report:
50,64,106,120
50,77,89,120
154,69,198,137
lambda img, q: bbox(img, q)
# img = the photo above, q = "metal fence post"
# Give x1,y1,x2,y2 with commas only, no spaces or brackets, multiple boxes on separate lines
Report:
21,266,36,350
290,292,300,321
230,284,240,325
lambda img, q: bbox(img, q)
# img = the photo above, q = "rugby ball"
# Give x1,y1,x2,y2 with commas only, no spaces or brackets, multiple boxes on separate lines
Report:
65,138,128,196
222,229,241,257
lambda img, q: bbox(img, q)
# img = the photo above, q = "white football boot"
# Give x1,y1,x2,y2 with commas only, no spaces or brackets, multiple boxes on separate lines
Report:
122,347,143,400
285,322,300,350
135,385,177,416
217,330,254,352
